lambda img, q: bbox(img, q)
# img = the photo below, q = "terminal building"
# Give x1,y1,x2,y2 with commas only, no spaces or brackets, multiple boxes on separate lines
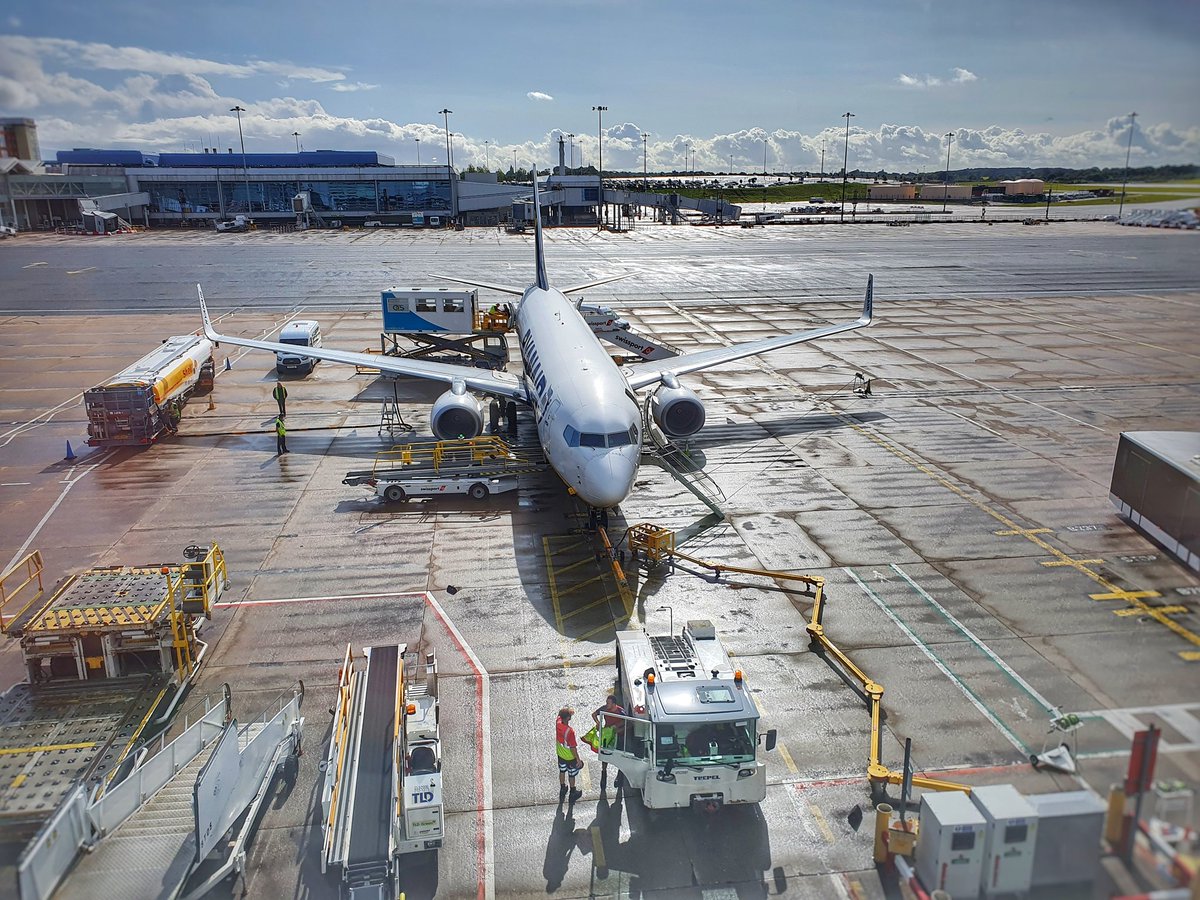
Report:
3,120,738,230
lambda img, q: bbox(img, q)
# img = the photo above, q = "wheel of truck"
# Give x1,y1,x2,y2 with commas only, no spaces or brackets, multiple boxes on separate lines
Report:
468,482,489,500
383,484,406,503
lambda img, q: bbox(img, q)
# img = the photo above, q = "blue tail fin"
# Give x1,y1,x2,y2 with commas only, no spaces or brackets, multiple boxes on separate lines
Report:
532,168,549,290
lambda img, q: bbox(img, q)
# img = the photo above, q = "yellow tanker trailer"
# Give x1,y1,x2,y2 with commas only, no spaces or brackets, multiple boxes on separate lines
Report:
84,334,215,446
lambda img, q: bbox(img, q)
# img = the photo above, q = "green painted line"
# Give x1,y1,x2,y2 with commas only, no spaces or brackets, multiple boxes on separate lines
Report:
844,567,1029,755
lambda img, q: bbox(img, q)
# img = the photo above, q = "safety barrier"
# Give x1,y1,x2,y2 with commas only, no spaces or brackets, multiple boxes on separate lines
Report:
89,692,229,833
17,785,90,900
321,644,357,871
0,550,45,634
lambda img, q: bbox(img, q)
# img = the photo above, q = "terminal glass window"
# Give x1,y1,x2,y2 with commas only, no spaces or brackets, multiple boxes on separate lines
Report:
147,181,222,215
378,180,452,212
299,180,378,213
653,721,755,766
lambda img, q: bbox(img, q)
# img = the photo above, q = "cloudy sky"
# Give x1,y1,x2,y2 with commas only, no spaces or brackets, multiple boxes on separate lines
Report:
2,0,1198,172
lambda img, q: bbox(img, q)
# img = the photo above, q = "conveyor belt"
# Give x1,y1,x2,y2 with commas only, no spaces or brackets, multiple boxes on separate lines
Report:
347,645,398,866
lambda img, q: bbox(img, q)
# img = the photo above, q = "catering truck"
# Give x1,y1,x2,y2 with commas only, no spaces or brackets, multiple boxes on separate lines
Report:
84,334,215,446
604,620,777,812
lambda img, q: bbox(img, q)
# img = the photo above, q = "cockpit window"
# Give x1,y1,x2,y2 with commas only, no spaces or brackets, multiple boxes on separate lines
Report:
565,423,640,449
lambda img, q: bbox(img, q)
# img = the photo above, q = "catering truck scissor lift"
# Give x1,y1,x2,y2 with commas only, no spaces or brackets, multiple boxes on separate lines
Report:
605,620,777,812
321,644,443,899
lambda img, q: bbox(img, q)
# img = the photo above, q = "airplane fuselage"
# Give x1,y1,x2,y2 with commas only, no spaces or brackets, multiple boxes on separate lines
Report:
514,285,641,508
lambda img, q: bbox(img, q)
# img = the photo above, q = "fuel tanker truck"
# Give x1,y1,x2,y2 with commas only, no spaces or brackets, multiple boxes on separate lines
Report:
84,334,215,446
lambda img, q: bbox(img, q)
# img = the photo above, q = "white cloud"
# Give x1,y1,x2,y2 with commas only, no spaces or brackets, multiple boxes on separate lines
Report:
331,82,380,92
526,91,554,102
7,16,20,28
898,67,979,88
0,35,345,83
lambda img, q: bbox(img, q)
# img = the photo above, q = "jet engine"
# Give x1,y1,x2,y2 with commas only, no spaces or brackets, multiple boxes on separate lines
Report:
649,377,706,437
430,383,485,440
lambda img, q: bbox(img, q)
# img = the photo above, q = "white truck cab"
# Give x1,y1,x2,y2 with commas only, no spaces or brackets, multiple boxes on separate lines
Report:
608,621,777,812
275,320,322,375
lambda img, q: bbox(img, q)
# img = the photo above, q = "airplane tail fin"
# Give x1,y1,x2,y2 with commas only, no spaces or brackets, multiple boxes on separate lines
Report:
197,284,220,342
532,167,549,290
860,274,874,325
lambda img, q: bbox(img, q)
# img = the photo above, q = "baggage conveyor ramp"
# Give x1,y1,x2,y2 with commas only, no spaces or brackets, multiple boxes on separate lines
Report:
322,644,443,900
16,686,304,900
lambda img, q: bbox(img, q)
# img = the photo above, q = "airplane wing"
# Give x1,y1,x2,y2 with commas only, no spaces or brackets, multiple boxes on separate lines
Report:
426,274,526,296
197,286,528,402
624,275,874,391
561,273,634,294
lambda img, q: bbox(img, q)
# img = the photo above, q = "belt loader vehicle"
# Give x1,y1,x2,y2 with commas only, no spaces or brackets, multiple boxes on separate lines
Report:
84,334,215,446
321,644,442,898
606,620,777,813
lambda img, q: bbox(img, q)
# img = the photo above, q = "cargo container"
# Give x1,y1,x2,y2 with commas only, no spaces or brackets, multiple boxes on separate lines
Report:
1109,431,1200,572
85,335,215,447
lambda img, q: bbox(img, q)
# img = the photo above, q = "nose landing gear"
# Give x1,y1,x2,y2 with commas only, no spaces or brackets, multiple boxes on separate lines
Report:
587,507,610,531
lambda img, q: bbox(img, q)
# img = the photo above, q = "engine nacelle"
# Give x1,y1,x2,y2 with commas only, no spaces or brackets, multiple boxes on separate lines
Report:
650,381,706,437
430,384,485,440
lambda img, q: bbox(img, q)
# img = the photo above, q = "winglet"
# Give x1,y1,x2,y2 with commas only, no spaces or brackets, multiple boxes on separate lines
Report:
532,167,549,290
860,274,874,325
197,284,220,342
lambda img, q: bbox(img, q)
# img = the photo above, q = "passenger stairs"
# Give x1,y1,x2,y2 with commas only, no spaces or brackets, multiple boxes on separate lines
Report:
640,398,725,516
17,686,304,900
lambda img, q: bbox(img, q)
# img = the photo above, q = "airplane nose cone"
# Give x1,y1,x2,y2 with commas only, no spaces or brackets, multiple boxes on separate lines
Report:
580,449,638,508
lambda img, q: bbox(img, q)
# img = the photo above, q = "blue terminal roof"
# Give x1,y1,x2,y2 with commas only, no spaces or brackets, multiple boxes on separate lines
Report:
157,150,396,168
56,149,397,169
57,149,159,166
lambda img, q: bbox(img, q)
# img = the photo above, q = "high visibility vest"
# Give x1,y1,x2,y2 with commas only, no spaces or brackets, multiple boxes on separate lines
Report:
275,419,286,437
556,718,576,760
273,384,287,400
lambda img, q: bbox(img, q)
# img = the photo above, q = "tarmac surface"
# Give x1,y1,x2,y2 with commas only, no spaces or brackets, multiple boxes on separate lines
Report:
1,219,1199,898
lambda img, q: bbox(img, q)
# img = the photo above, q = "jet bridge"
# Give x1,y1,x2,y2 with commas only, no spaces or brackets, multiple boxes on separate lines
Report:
321,644,443,899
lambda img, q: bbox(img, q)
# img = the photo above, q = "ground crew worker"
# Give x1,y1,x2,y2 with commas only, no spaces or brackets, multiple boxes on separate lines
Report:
556,707,583,804
592,695,626,789
275,415,288,455
272,379,287,416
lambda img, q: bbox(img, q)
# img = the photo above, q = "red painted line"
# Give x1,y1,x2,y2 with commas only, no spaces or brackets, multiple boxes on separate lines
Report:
424,593,489,900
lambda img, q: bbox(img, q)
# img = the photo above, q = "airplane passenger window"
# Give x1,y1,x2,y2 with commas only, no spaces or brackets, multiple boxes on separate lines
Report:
580,433,605,448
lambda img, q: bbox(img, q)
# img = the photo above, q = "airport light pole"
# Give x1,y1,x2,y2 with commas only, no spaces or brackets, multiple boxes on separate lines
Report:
292,131,301,153
839,112,854,223
642,133,648,189
942,131,955,214
567,133,575,170
415,138,420,165
820,138,825,180
230,106,252,216
762,138,767,176
593,105,607,231
484,140,490,170
439,108,453,174
1118,111,1138,219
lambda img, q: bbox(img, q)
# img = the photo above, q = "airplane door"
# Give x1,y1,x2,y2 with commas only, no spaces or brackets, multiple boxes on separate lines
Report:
541,398,561,426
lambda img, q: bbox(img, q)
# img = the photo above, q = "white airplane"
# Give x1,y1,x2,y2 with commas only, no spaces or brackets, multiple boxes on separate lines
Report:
197,173,873,517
